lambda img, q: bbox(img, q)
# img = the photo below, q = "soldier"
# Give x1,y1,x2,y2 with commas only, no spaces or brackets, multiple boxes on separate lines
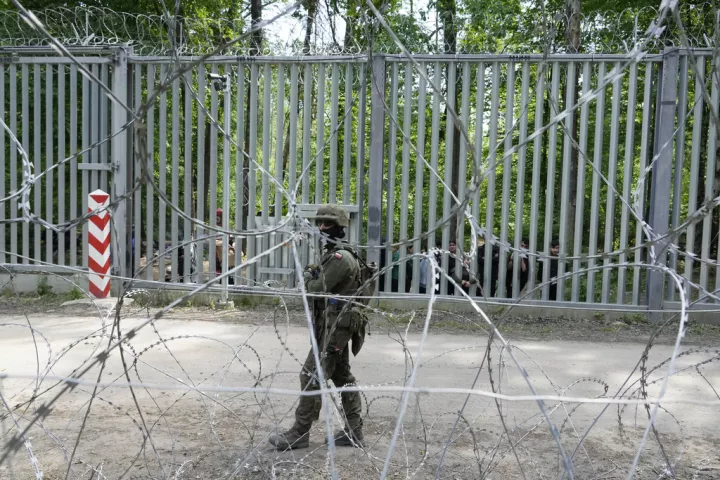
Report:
268,204,367,450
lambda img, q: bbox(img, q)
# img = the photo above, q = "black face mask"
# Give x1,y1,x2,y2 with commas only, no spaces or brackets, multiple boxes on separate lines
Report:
319,224,346,249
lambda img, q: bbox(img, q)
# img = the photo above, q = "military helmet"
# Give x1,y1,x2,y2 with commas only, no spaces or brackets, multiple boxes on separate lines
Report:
314,204,349,228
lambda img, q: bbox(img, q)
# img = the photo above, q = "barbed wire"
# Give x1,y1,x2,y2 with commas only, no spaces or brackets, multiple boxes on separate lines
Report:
0,0,719,477
0,3,717,55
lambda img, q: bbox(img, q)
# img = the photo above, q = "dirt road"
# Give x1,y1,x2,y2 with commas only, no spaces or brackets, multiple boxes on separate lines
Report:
1,305,718,479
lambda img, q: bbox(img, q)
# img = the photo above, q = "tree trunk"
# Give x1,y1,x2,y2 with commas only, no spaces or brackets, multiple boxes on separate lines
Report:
303,0,317,54
564,0,581,249
438,0,461,240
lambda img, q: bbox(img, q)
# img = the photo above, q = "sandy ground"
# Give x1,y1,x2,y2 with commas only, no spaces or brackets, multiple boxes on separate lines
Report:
0,302,719,479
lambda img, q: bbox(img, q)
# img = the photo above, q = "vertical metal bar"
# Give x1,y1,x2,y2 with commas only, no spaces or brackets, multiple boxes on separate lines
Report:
682,60,704,299
356,63,367,219
133,64,142,277
699,62,714,296
343,63,352,204
288,64,299,196
274,64,285,281
57,64,66,265
557,61,576,301
617,63,638,304
184,69,193,282
385,62,398,294
302,63,312,204
632,63,653,304
300,64,312,267
483,63,501,298
145,64,155,281
367,55,386,268
399,61,413,293
222,64,232,295
158,63,168,279
315,63,326,205
441,62,456,296
275,64,285,219
209,64,219,279
34,64,41,264
329,64,339,204
412,63,427,294
21,64,29,264
571,61,591,302
0,65,4,265
528,62,545,298
46,64,54,264
170,71,180,281
709,55,720,299
235,63,245,284
247,64,259,281
427,62,441,283
81,65,89,269
587,62,606,302
259,63,271,284
111,48,129,283
9,64,17,264
100,65,109,190
196,64,206,282
647,50,679,321
601,62,622,305
497,61,515,298
472,63,486,297
457,62,471,289
261,63,271,225
541,62,560,301
69,65,77,267
90,64,99,192
667,55,688,301
512,62,530,299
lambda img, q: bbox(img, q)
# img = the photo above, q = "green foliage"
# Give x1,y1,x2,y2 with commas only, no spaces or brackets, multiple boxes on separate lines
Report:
68,287,84,300
36,275,52,296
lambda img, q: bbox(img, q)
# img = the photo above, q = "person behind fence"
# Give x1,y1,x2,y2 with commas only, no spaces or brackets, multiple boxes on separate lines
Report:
505,238,529,297
390,245,401,292
442,241,475,295
536,238,560,301
268,204,367,451
404,245,414,292
214,208,236,282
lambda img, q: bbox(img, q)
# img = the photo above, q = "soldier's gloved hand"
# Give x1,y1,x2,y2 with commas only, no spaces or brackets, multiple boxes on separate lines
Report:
305,264,320,278
326,345,342,357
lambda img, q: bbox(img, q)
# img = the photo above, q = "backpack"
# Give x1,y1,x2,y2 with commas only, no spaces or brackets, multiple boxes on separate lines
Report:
340,249,378,306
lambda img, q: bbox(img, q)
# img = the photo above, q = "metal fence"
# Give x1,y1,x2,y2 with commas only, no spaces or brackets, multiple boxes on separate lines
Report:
1,46,718,309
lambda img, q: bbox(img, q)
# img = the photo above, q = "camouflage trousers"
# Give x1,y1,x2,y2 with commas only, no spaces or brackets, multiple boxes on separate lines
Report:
293,323,363,433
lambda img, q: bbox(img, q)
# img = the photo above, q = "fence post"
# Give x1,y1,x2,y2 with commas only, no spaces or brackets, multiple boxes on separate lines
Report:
646,48,678,322
367,55,386,269
88,189,111,298
111,45,130,291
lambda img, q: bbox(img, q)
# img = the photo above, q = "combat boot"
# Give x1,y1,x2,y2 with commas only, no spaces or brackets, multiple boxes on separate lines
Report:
325,428,364,447
268,428,310,450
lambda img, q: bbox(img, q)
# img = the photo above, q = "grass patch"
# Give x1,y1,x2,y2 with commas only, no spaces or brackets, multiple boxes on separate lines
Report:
37,276,53,297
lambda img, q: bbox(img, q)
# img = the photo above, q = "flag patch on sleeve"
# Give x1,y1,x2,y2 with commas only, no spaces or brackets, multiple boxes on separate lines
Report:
334,252,343,259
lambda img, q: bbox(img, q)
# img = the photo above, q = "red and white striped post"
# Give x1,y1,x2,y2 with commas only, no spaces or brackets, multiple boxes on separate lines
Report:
88,189,111,298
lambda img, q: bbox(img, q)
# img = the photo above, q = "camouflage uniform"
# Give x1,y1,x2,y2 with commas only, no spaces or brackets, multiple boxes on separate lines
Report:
269,205,367,450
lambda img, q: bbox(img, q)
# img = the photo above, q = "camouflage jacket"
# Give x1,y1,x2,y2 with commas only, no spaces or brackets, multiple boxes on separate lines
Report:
305,243,361,325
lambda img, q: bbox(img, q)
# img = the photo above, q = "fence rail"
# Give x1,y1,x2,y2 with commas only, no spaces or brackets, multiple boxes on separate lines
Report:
1,47,718,310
